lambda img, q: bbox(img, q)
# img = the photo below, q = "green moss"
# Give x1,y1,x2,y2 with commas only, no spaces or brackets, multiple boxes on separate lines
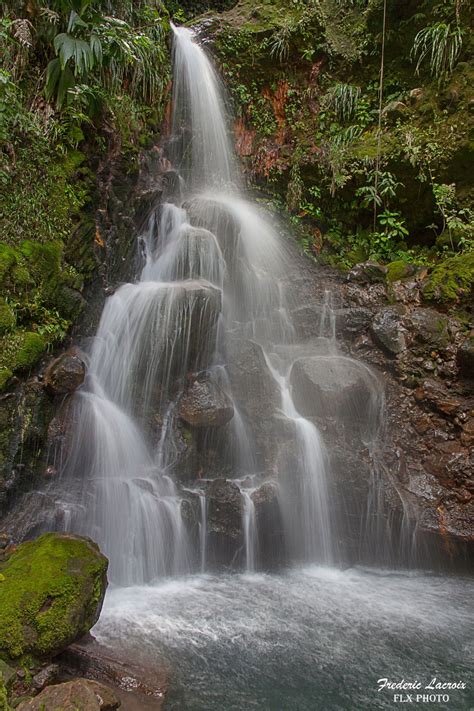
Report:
13,333,46,371
0,304,15,336
0,246,18,286
0,370,13,392
0,533,108,660
19,242,62,283
423,252,474,302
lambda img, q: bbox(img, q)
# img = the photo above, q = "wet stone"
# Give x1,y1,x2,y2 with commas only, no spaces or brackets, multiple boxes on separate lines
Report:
370,306,407,356
44,350,86,396
178,373,234,427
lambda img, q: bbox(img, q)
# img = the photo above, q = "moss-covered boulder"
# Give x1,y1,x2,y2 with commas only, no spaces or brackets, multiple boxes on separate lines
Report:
0,533,108,660
422,253,474,303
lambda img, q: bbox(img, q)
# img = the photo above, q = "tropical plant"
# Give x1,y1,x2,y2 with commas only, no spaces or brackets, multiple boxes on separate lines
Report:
411,22,463,80
432,182,474,251
268,21,295,63
325,83,361,122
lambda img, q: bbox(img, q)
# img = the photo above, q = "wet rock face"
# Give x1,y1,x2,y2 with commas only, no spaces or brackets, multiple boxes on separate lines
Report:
335,307,372,338
0,379,56,513
409,308,450,350
370,306,407,356
16,679,120,710
289,356,375,425
0,533,108,659
252,480,285,567
415,379,462,417
178,373,234,427
226,337,280,417
206,479,242,540
44,349,86,396
205,478,243,567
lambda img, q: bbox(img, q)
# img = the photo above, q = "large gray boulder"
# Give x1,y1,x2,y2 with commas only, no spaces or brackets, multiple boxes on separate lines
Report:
289,356,378,424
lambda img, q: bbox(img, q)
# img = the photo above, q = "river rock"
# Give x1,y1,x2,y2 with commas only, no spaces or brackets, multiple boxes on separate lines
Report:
289,356,376,423
16,679,120,710
347,261,387,283
370,306,407,355
0,533,108,659
457,332,474,378
178,373,234,427
409,308,450,350
44,349,86,395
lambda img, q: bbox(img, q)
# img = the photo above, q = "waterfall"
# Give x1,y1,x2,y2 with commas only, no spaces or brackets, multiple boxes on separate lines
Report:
49,21,389,583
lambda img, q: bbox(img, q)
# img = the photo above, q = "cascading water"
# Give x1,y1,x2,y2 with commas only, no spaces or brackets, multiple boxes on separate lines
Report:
34,23,472,710
52,23,353,580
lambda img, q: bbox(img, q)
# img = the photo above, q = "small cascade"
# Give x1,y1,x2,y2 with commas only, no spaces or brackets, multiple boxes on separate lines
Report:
319,289,336,345
263,354,334,564
198,492,208,573
238,485,258,572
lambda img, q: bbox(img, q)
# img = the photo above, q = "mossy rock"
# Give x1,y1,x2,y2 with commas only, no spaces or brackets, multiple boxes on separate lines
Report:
423,253,474,303
0,332,46,389
386,261,417,282
0,533,108,660
11,331,47,370
50,286,86,321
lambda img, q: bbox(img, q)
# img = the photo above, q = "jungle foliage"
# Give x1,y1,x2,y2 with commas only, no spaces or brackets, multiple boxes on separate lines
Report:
213,0,473,290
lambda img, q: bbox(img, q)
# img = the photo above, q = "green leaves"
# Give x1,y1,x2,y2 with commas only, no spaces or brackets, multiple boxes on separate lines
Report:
411,23,463,80
326,83,361,123
53,33,94,75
